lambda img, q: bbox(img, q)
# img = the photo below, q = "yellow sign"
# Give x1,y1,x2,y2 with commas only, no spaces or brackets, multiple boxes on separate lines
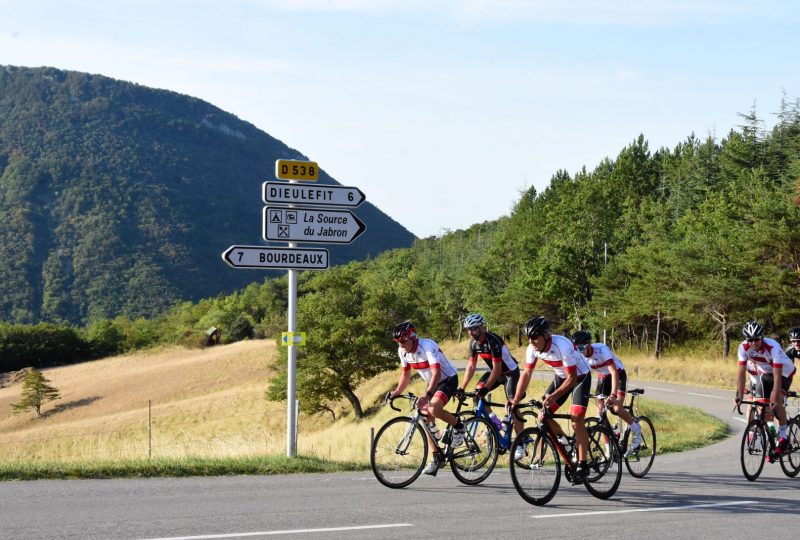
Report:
281,332,307,346
275,160,319,181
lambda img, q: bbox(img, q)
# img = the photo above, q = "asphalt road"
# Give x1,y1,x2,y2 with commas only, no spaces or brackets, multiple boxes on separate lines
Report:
1,379,798,540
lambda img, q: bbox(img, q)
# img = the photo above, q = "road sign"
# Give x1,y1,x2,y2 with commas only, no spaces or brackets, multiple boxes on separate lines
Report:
263,206,367,244
281,332,307,347
221,245,329,270
275,159,318,181
262,182,366,208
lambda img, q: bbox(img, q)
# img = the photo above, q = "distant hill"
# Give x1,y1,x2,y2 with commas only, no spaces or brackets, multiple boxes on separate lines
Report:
0,66,415,324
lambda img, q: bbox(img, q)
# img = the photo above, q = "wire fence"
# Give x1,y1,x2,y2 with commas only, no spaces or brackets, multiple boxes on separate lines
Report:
0,401,281,462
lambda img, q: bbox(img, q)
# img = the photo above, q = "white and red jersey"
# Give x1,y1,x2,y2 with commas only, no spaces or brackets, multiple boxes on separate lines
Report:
525,334,590,379
738,338,796,379
584,343,625,378
398,337,458,382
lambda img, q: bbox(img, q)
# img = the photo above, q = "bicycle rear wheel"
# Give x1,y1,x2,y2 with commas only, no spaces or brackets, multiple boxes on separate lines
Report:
370,417,428,488
624,415,656,478
740,420,766,481
509,427,561,506
450,416,499,485
779,417,800,478
583,424,622,500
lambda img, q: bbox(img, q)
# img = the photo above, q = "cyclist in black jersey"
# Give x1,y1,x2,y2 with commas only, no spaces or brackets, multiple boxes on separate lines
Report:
787,327,800,362
458,313,524,459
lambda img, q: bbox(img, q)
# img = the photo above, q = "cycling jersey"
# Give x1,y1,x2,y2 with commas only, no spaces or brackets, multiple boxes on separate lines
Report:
584,343,625,378
468,331,519,373
786,346,800,362
398,337,458,382
525,334,591,378
737,338,796,379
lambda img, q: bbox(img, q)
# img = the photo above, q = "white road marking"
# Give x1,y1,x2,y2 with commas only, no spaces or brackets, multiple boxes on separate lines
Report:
731,416,747,423
532,500,755,519
687,392,727,400
644,386,676,392
139,523,414,540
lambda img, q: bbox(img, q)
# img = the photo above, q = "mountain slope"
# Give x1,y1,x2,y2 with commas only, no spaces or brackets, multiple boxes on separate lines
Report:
0,66,414,324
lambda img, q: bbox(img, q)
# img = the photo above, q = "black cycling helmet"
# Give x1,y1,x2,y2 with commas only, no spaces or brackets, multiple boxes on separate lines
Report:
392,321,416,342
789,327,800,341
742,320,764,340
572,331,592,347
524,316,550,339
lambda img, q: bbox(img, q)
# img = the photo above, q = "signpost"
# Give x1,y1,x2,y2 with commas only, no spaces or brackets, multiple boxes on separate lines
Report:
222,245,329,270
222,157,366,458
262,182,365,208
263,206,367,244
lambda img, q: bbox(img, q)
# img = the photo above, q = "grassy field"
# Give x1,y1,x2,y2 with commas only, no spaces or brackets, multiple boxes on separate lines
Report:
0,338,732,479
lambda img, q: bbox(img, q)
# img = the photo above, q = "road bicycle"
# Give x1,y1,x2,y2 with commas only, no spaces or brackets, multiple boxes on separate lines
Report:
736,392,800,480
584,388,656,478
508,399,622,505
370,393,496,488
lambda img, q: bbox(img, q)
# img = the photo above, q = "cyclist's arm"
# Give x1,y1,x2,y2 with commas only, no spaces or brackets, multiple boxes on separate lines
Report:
735,362,746,402
460,358,477,390
547,370,576,404
770,363,782,406
483,360,503,391
607,364,620,398
391,369,411,398
512,366,533,406
422,366,441,401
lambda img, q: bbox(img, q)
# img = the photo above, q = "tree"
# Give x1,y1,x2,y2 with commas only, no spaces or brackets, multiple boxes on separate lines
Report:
10,369,61,417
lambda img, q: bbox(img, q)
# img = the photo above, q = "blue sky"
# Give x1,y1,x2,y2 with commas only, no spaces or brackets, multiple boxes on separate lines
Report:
2,1,799,238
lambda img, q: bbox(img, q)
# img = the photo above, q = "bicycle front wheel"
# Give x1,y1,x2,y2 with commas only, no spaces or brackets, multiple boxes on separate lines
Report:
584,424,622,500
624,415,656,478
740,420,766,481
779,416,800,478
370,417,428,488
509,427,561,506
450,416,499,485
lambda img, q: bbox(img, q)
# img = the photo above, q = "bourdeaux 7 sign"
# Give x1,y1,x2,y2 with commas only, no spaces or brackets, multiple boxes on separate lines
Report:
221,245,329,270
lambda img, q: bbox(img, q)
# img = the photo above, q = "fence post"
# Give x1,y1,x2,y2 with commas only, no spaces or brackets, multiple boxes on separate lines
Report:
148,400,152,460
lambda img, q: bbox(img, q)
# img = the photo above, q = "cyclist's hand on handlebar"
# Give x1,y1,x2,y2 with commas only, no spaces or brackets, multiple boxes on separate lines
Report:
476,386,489,399
383,391,394,404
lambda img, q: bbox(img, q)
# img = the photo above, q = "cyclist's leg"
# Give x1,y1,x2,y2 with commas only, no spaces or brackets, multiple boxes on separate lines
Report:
542,379,570,438
571,374,591,463
476,371,506,417
610,371,637,427
503,369,524,434
428,375,460,427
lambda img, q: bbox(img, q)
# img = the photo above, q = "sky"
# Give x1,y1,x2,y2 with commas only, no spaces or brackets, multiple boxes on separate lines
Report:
2,1,799,238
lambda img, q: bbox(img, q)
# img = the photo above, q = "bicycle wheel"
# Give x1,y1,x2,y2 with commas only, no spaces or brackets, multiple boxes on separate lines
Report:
740,420,766,481
624,416,656,478
509,427,561,506
512,411,540,468
779,417,800,478
583,424,622,500
450,415,499,485
370,416,428,488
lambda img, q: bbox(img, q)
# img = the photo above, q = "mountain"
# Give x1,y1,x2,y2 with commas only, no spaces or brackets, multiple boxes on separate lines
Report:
0,66,415,324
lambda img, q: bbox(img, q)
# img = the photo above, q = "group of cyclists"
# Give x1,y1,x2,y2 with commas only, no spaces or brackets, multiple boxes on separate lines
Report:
387,314,799,480
387,314,643,482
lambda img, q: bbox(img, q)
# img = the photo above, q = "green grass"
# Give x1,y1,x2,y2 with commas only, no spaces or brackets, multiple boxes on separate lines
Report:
634,398,728,453
0,454,368,481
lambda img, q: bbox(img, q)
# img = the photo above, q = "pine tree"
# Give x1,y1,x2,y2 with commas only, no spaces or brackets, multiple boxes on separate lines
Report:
10,369,61,417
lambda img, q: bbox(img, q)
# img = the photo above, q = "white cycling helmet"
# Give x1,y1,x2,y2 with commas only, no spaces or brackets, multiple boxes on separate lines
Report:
742,320,764,340
463,313,486,329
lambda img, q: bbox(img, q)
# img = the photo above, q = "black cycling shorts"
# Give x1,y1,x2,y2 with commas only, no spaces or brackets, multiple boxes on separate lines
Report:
545,373,591,414
753,372,793,401
594,369,627,398
476,368,520,400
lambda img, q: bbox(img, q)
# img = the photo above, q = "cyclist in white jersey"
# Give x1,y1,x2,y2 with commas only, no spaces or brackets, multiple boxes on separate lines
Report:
572,331,642,452
735,320,796,454
388,321,465,475
510,316,592,483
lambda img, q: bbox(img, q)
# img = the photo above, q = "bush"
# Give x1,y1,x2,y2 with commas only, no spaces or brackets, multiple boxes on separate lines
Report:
84,319,125,358
0,323,89,372
228,314,254,342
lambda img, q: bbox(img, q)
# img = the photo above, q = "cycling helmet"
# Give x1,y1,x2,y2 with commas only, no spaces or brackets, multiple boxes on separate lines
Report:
789,327,800,341
572,331,592,347
392,321,416,342
742,320,764,340
524,316,550,339
463,313,486,329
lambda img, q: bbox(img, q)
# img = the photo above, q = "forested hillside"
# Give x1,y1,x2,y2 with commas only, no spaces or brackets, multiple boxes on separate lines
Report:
0,66,414,325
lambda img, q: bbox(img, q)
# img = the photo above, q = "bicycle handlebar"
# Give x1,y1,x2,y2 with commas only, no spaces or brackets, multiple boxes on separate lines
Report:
387,393,419,412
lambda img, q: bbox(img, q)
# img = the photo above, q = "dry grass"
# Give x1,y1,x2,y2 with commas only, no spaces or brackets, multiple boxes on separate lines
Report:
0,337,734,466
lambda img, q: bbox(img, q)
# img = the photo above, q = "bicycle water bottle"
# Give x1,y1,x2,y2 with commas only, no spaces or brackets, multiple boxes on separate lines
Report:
768,422,777,438
501,413,512,433
489,412,503,432
427,422,442,441
613,426,621,439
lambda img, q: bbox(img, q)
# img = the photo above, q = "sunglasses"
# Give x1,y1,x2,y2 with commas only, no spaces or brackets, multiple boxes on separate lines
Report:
791,340,800,344
746,338,762,342
577,344,588,352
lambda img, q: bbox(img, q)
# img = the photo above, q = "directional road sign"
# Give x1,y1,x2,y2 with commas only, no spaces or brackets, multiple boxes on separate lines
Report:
221,245,329,270
280,332,307,347
263,206,367,244
275,159,318,181
262,182,366,208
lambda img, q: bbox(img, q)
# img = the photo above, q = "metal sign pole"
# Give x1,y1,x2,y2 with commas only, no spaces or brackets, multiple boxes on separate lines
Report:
287,263,297,457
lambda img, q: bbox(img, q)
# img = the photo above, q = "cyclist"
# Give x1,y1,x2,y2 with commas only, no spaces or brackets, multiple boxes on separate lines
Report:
735,320,796,454
459,313,525,460
510,316,592,483
572,331,642,453
388,320,466,476
785,326,800,363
